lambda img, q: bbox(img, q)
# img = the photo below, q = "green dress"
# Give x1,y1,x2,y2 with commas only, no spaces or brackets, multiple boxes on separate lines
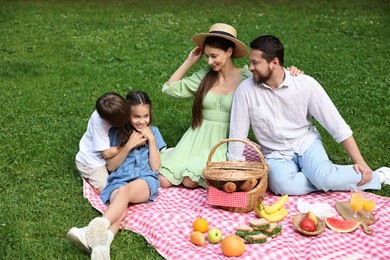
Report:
159,65,251,187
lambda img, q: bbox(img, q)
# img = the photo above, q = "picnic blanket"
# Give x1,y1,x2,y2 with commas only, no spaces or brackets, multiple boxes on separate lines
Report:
83,179,390,260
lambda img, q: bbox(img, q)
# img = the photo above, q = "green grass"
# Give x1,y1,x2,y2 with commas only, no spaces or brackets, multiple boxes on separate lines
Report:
1,0,389,258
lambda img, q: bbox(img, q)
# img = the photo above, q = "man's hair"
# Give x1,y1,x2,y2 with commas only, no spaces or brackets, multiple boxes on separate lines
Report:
96,92,130,127
250,35,284,66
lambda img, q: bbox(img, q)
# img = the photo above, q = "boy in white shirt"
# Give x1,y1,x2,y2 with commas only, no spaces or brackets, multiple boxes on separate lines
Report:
75,92,130,194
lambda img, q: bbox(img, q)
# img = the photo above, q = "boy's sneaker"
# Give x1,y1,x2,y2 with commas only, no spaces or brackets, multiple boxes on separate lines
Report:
66,227,91,253
375,167,390,185
86,217,110,260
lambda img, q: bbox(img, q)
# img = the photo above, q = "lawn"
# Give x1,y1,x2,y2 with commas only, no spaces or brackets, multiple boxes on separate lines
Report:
0,0,389,258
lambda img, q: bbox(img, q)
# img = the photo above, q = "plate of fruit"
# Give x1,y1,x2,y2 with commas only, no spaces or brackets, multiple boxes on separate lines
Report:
292,211,325,236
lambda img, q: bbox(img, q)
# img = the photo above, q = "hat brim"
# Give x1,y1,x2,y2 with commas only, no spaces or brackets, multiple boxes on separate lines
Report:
192,33,248,58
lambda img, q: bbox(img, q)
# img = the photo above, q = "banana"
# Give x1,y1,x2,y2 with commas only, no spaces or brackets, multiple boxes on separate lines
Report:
262,194,289,214
256,204,288,222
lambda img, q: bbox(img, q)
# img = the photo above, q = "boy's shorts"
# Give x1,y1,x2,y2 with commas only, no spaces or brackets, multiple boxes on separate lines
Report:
75,160,108,190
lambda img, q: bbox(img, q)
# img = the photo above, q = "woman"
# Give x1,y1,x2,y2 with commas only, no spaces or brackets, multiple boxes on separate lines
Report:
158,23,300,189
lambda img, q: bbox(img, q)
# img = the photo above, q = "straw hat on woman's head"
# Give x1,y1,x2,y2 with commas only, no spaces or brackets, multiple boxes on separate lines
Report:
192,23,248,58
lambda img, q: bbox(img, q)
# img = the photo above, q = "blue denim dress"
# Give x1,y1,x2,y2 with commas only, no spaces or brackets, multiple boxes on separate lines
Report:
100,126,166,204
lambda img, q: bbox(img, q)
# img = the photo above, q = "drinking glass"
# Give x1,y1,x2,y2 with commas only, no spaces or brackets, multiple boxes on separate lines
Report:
350,189,363,218
362,193,376,220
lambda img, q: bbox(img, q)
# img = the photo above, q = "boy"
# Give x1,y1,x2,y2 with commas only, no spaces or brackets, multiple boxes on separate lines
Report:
75,92,130,194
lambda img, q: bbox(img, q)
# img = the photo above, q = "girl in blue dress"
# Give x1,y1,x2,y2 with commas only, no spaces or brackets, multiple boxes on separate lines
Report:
67,90,166,260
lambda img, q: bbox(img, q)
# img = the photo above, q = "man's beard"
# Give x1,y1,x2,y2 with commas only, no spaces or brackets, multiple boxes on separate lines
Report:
253,69,272,85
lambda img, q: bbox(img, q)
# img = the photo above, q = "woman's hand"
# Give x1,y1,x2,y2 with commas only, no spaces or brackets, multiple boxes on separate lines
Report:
187,47,203,65
287,66,304,76
166,47,203,85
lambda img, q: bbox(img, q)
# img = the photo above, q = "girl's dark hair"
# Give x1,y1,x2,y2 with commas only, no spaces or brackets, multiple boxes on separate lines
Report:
96,92,130,127
249,35,284,66
192,36,235,129
115,90,152,145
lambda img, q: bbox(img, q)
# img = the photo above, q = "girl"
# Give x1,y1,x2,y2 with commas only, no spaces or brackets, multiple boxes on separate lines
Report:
67,90,166,260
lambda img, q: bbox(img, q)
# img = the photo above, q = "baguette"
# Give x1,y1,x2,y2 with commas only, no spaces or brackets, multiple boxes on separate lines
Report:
223,182,237,193
239,178,257,191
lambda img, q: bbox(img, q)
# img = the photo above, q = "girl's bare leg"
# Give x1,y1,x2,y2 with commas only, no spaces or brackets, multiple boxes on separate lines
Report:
104,179,150,229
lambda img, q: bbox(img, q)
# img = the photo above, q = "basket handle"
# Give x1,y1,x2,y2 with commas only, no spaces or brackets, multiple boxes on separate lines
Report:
206,138,266,167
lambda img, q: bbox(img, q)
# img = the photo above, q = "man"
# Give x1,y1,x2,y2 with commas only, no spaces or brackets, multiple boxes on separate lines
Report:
227,35,389,195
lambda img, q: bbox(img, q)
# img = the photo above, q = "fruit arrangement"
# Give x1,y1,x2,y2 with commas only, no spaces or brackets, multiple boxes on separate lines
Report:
190,217,223,246
189,217,246,257
255,194,289,222
291,211,325,236
300,211,318,232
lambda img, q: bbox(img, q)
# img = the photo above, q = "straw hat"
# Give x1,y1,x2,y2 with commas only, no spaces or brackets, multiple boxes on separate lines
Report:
192,23,248,58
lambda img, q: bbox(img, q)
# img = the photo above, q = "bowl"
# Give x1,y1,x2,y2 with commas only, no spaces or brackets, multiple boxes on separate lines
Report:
292,213,325,236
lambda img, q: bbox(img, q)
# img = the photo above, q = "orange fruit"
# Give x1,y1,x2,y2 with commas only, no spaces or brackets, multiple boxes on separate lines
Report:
221,234,245,257
193,218,209,233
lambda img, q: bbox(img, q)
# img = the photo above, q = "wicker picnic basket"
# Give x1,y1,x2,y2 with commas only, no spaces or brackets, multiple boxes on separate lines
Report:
203,138,269,213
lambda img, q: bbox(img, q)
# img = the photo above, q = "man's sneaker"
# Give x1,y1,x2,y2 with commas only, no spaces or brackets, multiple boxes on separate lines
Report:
375,167,390,185
86,217,110,260
66,227,91,253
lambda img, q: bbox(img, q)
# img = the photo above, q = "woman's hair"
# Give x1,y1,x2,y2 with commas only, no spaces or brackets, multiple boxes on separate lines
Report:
96,92,130,127
250,35,284,66
192,36,235,129
115,90,152,146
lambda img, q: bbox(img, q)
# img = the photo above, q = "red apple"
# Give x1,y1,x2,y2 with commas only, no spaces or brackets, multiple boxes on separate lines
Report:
300,218,315,232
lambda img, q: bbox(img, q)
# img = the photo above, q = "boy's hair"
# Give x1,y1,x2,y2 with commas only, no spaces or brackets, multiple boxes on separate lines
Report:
250,35,284,66
96,93,130,127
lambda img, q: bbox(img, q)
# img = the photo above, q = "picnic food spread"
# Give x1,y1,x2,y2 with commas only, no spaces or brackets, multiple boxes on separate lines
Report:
189,196,377,256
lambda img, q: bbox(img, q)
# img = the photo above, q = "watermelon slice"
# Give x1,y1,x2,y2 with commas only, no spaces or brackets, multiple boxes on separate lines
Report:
325,217,360,233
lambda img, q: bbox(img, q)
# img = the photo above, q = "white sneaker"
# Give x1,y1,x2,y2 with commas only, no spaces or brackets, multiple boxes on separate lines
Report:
66,227,91,253
375,167,390,185
86,217,110,260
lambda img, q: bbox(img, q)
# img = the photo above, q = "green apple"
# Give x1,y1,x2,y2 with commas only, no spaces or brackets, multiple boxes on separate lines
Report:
207,228,222,244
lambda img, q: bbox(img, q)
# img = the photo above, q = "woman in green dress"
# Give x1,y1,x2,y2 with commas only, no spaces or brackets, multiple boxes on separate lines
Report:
158,23,299,189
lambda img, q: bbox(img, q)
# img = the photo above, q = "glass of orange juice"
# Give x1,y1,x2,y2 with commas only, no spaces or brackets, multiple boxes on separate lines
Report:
362,193,376,219
350,189,363,218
